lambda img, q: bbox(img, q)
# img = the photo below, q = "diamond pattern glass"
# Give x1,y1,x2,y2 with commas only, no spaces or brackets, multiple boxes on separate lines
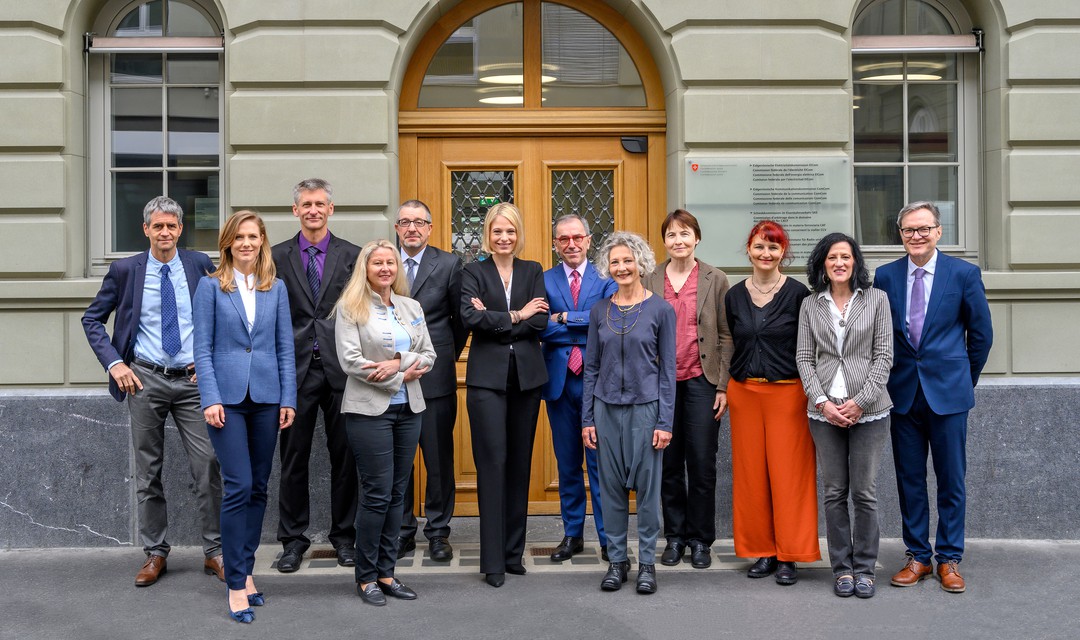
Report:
550,170,614,264
450,170,515,263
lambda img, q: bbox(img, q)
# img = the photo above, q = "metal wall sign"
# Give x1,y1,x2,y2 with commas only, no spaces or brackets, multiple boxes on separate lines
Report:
684,157,852,269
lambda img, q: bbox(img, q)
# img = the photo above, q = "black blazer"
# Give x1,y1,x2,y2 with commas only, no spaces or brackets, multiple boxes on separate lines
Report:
408,245,469,399
272,232,361,391
460,258,548,392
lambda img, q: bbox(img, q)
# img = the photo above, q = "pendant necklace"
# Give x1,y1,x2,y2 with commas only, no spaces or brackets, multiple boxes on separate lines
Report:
750,275,782,295
607,290,646,335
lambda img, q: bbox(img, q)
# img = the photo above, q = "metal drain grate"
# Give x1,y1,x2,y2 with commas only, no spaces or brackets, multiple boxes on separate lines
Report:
310,549,337,560
530,547,558,556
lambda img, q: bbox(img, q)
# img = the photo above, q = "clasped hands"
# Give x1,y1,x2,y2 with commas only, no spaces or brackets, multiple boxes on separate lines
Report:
821,399,863,428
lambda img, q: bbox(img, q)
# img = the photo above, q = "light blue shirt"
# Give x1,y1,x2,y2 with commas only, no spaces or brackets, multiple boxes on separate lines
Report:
134,252,195,367
905,249,938,340
386,304,413,405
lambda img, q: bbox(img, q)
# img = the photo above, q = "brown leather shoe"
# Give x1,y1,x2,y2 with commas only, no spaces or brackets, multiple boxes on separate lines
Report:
890,556,932,587
936,560,966,593
203,554,225,582
135,555,167,587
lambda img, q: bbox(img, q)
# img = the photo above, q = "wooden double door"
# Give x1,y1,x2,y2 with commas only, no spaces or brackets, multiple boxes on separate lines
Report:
403,135,657,515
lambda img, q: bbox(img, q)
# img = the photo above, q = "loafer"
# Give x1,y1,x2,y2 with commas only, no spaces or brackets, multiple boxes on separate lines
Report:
854,575,876,599
377,578,417,600
775,562,798,585
357,582,387,606
601,546,609,562
660,541,686,566
600,560,631,591
335,546,356,567
689,541,712,569
936,560,966,593
276,548,303,573
203,554,225,582
890,555,932,587
747,556,777,578
135,555,167,587
396,537,417,557
550,536,584,562
429,537,453,562
485,573,505,588
636,563,657,594
834,575,855,597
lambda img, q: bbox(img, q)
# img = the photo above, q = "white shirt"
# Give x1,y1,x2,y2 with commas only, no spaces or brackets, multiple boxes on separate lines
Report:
905,249,938,339
233,269,257,332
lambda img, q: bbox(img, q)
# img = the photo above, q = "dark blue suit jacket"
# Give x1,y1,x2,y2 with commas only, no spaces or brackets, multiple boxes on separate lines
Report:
540,262,617,402
192,276,297,409
82,249,214,402
874,252,993,416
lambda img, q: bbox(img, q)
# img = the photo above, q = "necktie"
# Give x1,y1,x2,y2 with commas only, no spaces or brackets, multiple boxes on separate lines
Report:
567,270,583,375
406,258,417,288
909,267,926,349
159,264,181,357
305,246,321,302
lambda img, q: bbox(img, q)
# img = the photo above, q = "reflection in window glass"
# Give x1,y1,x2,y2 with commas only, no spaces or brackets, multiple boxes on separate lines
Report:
909,165,958,243
169,171,220,248
854,167,904,246
111,54,163,84
166,0,216,36
550,170,614,265
451,171,515,262
112,87,163,168
908,83,956,162
541,4,645,107
854,84,903,163
167,87,219,167
115,0,163,37
113,172,162,251
853,0,954,36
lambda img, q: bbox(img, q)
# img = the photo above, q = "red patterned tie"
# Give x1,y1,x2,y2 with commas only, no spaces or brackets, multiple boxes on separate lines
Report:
567,270,583,374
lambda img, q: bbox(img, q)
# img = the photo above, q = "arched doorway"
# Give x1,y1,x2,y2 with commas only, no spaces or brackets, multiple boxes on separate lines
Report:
399,0,666,516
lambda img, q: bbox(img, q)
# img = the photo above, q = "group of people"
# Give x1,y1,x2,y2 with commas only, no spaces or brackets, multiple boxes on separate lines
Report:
82,182,992,621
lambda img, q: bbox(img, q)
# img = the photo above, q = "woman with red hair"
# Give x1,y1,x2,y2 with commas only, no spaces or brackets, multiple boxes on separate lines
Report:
724,220,819,586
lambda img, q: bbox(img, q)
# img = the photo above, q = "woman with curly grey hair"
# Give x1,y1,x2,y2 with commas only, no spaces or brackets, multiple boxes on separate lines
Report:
582,232,676,595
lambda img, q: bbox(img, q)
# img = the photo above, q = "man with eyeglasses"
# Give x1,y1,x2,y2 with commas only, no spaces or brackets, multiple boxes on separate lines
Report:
873,201,992,594
541,215,617,562
395,199,468,562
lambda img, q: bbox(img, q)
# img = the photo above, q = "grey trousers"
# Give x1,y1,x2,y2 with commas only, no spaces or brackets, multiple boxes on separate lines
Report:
127,361,222,558
594,399,663,565
809,415,889,578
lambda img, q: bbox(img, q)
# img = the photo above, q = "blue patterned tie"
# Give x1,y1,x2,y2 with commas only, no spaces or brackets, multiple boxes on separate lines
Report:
306,246,321,302
909,267,926,349
406,258,417,288
160,264,181,357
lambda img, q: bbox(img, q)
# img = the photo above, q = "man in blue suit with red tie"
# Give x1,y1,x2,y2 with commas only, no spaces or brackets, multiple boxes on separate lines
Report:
874,201,993,594
541,215,617,562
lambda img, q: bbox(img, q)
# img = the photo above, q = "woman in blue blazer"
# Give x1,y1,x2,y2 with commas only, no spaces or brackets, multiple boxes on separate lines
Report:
194,210,296,623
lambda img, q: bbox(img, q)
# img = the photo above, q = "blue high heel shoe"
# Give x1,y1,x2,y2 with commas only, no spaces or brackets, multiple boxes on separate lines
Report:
247,592,265,607
228,606,255,623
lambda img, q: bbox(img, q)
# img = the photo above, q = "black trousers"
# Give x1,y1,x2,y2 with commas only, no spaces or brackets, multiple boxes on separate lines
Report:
661,374,720,546
277,357,358,551
401,392,457,541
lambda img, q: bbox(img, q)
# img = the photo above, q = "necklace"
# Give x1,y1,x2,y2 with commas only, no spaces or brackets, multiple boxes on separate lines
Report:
838,298,852,327
750,274,782,295
606,292,647,335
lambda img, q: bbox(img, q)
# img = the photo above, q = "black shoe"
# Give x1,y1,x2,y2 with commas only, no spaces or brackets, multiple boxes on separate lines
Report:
276,548,304,573
600,561,631,591
396,537,416,557
428,537,453,562
854,575,876,599
485,573,505,588
834,575,855,597
775,562,798,585
550,536,584,562
689,541,712,569
660,541,686,566
601,546,609,562
377,578,417,600
636,563,657,594
356,582,386,606
335,546,356,567
747,556,777,578
506,564,527,575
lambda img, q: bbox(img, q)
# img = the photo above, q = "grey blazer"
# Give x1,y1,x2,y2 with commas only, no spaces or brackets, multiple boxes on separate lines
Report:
335,292,437,416
795,287,893,416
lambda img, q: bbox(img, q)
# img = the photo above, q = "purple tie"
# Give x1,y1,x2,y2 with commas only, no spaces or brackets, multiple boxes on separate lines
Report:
909,267,926,349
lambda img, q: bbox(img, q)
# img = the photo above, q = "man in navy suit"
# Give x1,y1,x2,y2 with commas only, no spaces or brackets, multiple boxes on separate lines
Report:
874,201,993,594
541,215,617,562
82,196,223,587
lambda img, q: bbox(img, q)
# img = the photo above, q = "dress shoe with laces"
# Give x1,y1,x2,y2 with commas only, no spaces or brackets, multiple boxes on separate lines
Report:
834,575,855,597
660,541,686,566
775,562,798,585
746,556,777,578
600,560,631,591
937,560,966,593
428,537,453,562
636,563,657,594
890,556,932,587
550,536,584,562
276,548,303,573
135,555,167,586
357,582,387,606
689,541,712,569
485,573,505,588
396,537,417,557
377,578,417,600
203,554,224,582
336,546,356,567
854,575,876,599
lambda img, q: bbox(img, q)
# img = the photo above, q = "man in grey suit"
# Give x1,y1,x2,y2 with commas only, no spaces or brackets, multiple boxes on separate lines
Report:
273,178,361,572
395,199,468,561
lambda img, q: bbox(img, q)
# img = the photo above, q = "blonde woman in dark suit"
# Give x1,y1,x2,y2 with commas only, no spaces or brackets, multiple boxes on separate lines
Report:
796,232,893,599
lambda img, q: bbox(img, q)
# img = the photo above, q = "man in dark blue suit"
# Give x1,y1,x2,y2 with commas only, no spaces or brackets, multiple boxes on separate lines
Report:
82,196,223,587
541,215,617,562
874,201,993,594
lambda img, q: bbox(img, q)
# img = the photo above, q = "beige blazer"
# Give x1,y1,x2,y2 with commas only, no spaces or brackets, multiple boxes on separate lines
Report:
795,287,893,416
335,292,436,416
644,258,734,392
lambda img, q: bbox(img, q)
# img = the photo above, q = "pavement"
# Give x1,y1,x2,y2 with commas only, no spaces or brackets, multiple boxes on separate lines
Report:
3,525,1078,640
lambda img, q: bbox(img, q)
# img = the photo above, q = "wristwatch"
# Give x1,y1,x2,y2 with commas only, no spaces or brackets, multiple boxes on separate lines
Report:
560,312,568,324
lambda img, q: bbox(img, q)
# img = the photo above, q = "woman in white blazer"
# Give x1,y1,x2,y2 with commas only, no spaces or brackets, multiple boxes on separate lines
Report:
796,232,893,600
334,239,435,606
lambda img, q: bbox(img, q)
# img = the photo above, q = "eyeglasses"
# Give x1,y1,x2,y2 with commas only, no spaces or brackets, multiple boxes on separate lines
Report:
555,234,590,247
396,219,431,229
899,225,940,239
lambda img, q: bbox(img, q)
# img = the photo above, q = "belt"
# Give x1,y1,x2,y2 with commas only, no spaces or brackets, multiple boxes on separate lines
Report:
742,377,800,384
133,358,195,378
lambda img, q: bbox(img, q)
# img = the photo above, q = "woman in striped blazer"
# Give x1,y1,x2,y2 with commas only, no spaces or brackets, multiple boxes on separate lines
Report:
796,232,893,600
